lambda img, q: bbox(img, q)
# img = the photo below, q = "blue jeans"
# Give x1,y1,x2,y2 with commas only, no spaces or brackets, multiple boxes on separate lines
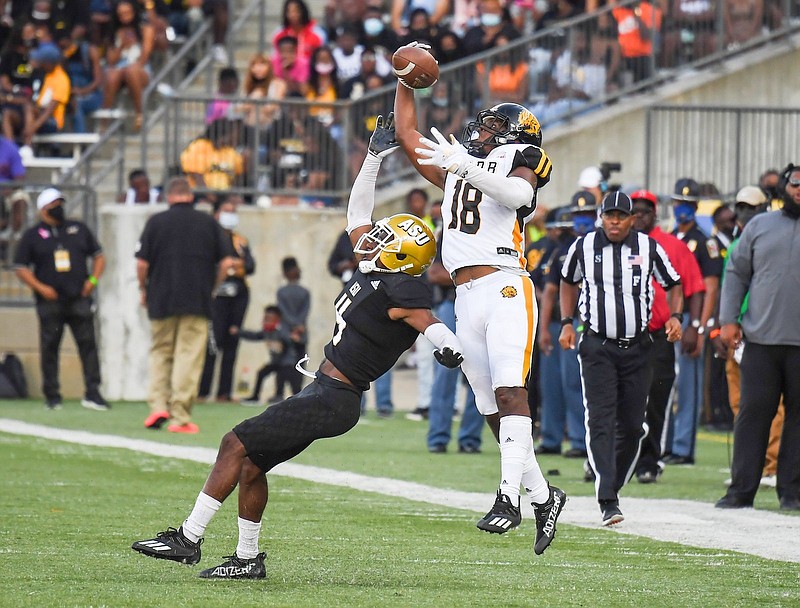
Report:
539,320,586,451
427,299,484,449
671,313,702,458
374,369,393,413
71,89,103,133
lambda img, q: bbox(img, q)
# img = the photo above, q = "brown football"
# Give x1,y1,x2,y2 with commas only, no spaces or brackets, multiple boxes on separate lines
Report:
392,44,439,89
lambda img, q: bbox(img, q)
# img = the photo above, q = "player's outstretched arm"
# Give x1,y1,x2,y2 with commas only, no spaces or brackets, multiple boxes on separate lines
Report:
393,82,446,190
389,307,464,368
346,113,398,250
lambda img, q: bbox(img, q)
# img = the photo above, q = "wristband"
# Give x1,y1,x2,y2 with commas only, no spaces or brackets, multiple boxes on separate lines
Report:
560,317,574,327
670,312,682,320
709,328,721,339
88,275,98,286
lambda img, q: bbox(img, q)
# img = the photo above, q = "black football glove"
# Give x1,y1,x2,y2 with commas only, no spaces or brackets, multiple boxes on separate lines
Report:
433,347,463,369
368,112,398,159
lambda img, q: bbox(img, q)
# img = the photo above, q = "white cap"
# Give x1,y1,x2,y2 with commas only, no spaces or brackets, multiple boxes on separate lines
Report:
578,166,602,189
37,188,64,210
735,185,767,207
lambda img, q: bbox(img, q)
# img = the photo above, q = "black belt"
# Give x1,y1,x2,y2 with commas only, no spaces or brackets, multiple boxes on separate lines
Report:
584,328,650,349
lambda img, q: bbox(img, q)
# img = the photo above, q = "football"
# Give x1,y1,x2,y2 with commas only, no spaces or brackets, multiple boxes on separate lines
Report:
392,44,439,89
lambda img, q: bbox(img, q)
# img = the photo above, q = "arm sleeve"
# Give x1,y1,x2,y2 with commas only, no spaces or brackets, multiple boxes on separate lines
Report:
346,154,382,234
652,240,681,289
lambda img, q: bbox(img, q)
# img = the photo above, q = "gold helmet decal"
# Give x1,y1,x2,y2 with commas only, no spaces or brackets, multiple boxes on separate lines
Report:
682,186,691,196
354,213,436,276
517,109,541,139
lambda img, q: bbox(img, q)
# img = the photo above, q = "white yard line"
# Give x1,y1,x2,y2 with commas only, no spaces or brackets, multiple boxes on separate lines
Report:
2,418,799,563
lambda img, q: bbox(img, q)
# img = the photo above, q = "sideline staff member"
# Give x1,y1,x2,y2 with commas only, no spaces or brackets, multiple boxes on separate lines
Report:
13,188,109,411
559,192,683,526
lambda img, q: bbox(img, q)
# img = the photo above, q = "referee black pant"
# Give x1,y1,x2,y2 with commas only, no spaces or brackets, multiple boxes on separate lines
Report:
726,342,800,504
637,329,675,476
579,333,653,503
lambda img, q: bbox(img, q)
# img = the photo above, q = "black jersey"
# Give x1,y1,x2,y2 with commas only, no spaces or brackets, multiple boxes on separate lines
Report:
323,270,433,390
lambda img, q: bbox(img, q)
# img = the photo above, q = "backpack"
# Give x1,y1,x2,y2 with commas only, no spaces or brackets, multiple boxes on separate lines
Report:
0,353,28,399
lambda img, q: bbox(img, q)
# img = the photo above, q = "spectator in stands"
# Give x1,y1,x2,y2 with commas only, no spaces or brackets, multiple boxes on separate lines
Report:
724,0,764,48
399,7,442,49
197,0,231,65
451,0,482,36
89,0,114,47
536,0,582,32
61,32,104,133
0,135,25,184
117,168,162,204
476,33,529,106
341,46,391,99
323,0,369,40
180,118,247,192
661,0,717,68
273,0,326,63
206,66,240,125
609,0,662,84
360,4,401,55
1,22,38,137
32,0,92,47
238,53,287,131
272,35,311,97
306,45,340,128
391,0,450,34
462,0,520,56
436,30,467,64
16,42,71,155
347,72,390,179
332,23,366,84
101,0,155,131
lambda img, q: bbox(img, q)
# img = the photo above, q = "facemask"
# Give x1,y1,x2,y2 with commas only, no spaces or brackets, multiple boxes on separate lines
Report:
673,203,696,224
573,215,595,235
47,205,65,223
364,18,384,36
219,211,239,230
480,13,502,27
315,62,335,75
763,186,778,200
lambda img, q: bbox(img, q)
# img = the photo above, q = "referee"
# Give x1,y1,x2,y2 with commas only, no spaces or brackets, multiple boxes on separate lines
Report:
558,192,683,526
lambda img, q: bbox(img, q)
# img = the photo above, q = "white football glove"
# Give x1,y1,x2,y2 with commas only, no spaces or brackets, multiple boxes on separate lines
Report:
415,127,473,176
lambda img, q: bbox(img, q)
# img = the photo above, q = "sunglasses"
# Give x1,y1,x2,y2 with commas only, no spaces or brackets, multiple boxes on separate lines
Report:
788,179,800,187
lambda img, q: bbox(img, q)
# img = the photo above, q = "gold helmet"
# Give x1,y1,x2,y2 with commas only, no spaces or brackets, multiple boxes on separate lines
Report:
354,213,436,276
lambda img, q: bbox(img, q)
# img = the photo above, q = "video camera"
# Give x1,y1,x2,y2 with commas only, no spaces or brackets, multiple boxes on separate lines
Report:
600,162,622,193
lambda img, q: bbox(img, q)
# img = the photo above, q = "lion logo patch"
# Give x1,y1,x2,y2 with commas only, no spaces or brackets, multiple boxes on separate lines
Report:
501,286,518,298
517,109,541,138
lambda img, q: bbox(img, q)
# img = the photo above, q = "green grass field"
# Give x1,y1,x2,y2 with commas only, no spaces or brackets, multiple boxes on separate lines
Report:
1,400,798,608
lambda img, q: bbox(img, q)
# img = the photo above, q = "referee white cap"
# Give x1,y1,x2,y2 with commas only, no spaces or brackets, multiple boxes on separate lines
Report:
601,191,633,215
37,188,64,210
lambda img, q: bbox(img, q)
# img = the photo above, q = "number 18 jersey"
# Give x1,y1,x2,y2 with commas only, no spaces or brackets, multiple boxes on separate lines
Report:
441,143,551,276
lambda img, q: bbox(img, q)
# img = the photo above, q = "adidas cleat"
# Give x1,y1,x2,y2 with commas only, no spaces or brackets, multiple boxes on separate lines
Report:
476,490,521,534
533,485,567,555
132,526,202,565
199,552,266,579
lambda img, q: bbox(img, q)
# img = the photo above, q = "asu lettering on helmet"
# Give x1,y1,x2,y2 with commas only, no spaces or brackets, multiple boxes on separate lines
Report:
354,213,436,276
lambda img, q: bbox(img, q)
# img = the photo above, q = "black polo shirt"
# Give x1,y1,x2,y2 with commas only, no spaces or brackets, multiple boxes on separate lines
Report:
673,223,723,278
13,219,102,301
135,204,233,320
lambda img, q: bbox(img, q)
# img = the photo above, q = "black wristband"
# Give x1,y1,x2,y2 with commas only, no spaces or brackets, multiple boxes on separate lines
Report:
670,312,682,320
560,317,574,327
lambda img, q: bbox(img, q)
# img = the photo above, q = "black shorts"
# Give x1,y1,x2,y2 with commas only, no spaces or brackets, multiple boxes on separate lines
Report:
233,374,362,472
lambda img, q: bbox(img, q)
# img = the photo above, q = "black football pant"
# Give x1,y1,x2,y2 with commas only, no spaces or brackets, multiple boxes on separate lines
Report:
727,342,800,503
199,291,248,398
636,329,675,475
36,297,101,401
579,334,652,503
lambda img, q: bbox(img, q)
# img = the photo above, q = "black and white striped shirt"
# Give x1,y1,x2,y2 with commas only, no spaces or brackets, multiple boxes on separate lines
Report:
561,229,681,339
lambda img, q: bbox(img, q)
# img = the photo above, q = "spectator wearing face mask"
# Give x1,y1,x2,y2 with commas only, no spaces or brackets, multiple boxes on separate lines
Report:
361,4,401,55
462,0,520,56
198,195,256,403
305,46,340,127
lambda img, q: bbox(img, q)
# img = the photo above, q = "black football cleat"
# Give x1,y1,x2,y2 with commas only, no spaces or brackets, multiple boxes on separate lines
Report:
198,552,266,579
533,485,567,555
131,526,202,565
476,490,521,534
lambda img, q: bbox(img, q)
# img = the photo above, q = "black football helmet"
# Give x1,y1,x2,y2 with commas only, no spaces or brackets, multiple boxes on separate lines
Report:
461,102,542,155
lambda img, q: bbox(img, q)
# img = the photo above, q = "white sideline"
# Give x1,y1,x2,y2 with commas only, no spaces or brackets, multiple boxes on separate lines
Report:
1,418,799,564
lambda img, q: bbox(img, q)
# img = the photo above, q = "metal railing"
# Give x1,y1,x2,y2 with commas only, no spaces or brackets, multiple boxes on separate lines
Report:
645,104,800,198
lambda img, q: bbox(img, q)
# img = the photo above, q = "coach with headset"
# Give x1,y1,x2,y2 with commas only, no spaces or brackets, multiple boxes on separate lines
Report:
558,192,683,526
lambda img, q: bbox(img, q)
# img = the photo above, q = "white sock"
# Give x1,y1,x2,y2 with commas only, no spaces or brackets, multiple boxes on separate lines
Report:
236,516,262,559
182,492,221,543
498,415,532,501
521,445,550,504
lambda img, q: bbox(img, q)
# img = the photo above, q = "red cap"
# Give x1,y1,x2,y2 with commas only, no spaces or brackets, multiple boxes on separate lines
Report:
630,189,658,210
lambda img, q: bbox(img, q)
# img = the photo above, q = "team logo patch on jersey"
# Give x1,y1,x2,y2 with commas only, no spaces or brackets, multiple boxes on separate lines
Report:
66,225,79,235
687,239,697,253
500,286,518,298
349,282,362,297
706,239,720,259
371,280,381,290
